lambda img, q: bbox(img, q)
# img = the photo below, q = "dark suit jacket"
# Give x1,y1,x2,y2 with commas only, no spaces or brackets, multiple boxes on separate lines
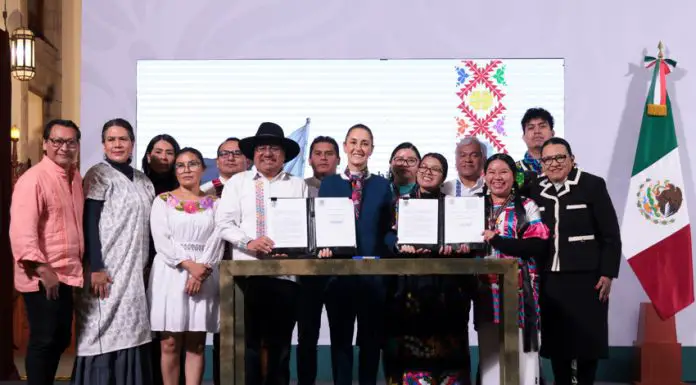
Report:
529,167,622,277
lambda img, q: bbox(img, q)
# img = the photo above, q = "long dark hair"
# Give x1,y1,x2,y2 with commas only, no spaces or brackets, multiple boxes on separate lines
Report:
142,134,181,194
482,153,529,235
142,134,180,176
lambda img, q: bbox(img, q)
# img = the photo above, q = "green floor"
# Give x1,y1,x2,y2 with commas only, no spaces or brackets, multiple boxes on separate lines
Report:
202,346,696,383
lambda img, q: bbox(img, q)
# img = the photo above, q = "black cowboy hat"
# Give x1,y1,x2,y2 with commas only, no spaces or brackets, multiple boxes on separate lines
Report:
239,122,300,163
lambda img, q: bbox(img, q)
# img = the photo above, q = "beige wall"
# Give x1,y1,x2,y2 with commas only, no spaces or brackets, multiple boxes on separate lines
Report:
3,0,81,163
61,0,80,127
31,0,62,115
27,91,43,163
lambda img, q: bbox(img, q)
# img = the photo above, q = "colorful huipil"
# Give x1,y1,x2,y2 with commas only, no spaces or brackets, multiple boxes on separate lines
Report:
483,197,549,334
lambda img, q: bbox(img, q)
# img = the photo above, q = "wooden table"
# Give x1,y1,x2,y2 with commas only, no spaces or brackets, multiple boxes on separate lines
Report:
219,258,520,385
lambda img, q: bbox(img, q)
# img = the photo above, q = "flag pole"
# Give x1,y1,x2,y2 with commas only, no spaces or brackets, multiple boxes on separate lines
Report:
645,41,674,117
657,41,664,59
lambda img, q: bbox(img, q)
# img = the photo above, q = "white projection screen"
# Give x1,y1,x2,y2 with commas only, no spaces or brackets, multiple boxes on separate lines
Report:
136,59,564,182
136,58,564,344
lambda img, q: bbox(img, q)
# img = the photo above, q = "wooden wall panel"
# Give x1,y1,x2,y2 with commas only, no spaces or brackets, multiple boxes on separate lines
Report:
0,29,20,381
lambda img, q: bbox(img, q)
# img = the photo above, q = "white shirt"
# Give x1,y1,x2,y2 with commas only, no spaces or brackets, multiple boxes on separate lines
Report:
441,176,485,197
215,170,308,281
201,175,230,196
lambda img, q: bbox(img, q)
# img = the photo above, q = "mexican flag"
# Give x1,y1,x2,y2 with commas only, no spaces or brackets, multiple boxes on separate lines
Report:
622,47,694,320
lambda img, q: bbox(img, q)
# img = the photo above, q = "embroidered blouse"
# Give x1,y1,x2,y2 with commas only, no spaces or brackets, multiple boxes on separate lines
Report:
484,197,550,328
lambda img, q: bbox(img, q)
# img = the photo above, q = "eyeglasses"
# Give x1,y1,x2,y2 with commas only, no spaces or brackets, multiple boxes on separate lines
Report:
392,157,419,167
47,137,79,148
175,161,202,172
418,165,443,175
540,154,568,165
218,150,243,158
255,145,282,154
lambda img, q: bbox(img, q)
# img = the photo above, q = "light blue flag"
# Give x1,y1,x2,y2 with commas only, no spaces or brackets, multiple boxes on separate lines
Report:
283,118,310,177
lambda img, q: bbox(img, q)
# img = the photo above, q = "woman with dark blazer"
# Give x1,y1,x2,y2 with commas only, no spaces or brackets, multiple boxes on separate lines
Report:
317,123,397,385
530,138,621,385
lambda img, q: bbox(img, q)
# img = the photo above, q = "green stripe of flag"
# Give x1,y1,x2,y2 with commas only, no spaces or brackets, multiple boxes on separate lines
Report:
631,74,678,176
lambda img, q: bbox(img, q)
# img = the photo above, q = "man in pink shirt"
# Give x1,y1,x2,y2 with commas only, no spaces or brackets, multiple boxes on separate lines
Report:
10,119,84,385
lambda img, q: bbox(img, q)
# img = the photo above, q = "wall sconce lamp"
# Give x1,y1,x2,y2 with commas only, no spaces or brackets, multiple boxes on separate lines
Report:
10,27,36,81
10,125,20,142
10,124,19,164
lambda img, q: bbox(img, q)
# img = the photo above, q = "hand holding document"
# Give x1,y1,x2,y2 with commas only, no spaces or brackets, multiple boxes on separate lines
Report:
398,244,432,254
317,248,333,259
246,236,275,254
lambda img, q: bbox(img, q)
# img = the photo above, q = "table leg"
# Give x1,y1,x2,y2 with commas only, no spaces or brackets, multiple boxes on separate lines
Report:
220,274,235,385
499,263,520,385
234,280,246,385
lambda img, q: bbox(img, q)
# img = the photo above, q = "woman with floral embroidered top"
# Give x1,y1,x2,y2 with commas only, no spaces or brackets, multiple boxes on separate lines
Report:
477,153,550,385
148,147,225,385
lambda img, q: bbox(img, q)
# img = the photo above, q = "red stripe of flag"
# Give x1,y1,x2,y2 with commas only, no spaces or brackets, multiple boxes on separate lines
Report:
659,61,668,104
628,224,694,319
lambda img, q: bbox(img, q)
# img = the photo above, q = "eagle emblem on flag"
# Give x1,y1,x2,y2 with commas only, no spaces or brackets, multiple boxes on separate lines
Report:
636,178,684,224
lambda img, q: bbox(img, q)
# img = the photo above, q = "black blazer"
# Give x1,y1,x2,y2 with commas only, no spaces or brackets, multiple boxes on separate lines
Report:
529,168,622,277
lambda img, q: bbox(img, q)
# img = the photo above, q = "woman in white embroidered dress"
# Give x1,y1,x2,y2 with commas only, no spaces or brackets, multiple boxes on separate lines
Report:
148,147,224,385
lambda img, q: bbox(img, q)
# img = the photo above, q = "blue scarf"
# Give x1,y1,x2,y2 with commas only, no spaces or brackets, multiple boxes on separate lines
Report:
521,151,542,174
